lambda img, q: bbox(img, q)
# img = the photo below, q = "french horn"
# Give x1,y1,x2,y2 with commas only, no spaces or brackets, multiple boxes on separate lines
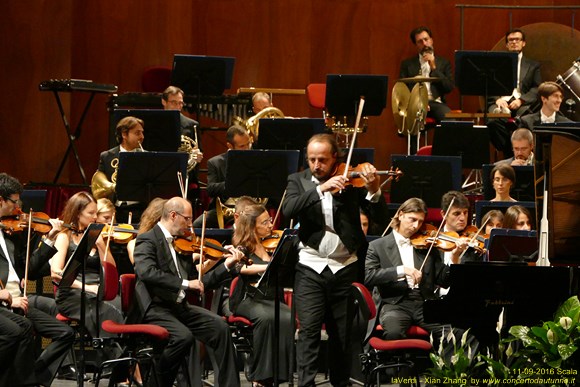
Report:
91,157,118,200
178,135,200,173
244,106,285,141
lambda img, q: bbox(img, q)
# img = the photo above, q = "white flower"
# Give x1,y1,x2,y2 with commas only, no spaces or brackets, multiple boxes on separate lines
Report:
560,316,573,330
547,329,556,344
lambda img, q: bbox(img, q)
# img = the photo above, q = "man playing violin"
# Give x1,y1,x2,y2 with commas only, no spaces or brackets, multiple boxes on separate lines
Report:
131,196,245,387
365,197,454,340
0,172,75,386
282,133,387,387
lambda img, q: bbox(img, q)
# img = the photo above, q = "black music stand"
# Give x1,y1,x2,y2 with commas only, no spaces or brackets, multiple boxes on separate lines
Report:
254,118,327,161
224,150,300,200
390,155,462,208
487,229,538,263
255,229,300,387
116,152,188,203
325,74,388,117
59,223,105,387
455,51,517,123
111,109,181,152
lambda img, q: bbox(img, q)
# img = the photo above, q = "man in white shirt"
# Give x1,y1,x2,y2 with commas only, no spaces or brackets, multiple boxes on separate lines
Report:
519,81,572,131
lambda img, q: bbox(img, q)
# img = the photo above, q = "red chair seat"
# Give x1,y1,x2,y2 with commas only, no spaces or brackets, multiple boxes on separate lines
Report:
227,315,253,326
306,83,326,109
56,313,74,322
101,320,169,340
368,337,432,352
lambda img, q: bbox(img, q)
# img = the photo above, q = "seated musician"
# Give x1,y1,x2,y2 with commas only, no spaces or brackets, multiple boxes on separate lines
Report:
399,26,454,122
519,81,572,131
193,124,252,228
95,116,145,222
496,128,534,166
503,205,532,231
490,163,517,202
482,210,504,235
252,92,273,114
364,197,454,340
229,203,293,387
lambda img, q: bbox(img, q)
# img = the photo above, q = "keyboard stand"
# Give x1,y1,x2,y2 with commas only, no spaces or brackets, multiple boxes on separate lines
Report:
51,90,97,184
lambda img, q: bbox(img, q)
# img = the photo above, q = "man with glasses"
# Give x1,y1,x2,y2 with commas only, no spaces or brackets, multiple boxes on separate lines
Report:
496,128,536,166
132,196,245,387
487,28,542,158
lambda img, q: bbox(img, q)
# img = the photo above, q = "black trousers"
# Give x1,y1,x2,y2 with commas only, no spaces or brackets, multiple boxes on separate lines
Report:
0,308,32,386
294,263,357,387
144,302,240,387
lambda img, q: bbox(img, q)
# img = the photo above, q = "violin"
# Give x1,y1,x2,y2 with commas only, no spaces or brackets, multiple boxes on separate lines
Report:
331,162,403,189
173,230,253,265
410,224,485,253
261,230,284,253
101,224,138,244
460,225,488,252
0,208,75,235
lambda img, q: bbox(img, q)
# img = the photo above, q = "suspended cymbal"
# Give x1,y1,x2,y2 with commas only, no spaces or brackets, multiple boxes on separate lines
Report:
398,76,440,83
392,81,411,132
403,83,429,136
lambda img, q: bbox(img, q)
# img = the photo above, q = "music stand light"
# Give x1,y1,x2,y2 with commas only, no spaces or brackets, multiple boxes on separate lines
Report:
325,74,388,117
116,151,188,203
112,109,181,152
224,150,300,200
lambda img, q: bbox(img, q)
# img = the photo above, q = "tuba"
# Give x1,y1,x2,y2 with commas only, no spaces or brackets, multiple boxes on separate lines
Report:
91,157,118,200
178,135,200,173
245,106,284,141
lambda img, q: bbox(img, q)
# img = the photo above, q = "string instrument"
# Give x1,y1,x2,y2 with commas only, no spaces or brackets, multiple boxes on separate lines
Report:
460,225,489,248
261,229,284,253
173,230,253,265
101,224,138,243
331,162,403,189
0,209,75,235
410,223,485,253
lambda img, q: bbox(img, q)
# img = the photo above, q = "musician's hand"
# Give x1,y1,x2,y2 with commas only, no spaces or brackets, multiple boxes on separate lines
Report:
0,289,12,306
508,98,523,110
85,284,99,295
222,246,244,270
360,163,380,195
12,296,29,314
511,158,527,166
319,175,347,193
451,240,469,263
404,267,422,286
51,267,64,283
194,151,204,163
495,99,509,110
421,52,436,69
46,218,64,241
188,279,204,293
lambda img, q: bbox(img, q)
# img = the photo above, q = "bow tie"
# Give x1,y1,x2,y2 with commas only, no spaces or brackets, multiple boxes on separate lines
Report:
398,238,411,247
166,236,174,244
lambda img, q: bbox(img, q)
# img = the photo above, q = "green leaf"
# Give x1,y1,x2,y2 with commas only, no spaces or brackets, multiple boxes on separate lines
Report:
558,343,578,361
555,296,580,320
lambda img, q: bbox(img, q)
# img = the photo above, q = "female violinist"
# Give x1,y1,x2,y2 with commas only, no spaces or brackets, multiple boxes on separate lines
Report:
482,210,503,235
230,204,293,387
504,205,533,231
50,192,124,341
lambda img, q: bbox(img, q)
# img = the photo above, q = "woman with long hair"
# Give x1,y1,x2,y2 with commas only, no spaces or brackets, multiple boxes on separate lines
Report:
503,205,533,230
230,204,293,387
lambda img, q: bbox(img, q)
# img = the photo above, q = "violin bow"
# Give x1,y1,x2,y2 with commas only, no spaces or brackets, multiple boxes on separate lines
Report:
272,189,287,228
23,208,33,298
458,215,488,262
381,216,396,237
177,172,186,199
102,214,115,265
418,197,455,273
198,211,207,283
342,97,366,181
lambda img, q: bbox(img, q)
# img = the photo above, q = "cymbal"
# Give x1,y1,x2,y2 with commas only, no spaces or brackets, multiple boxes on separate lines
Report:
398,76,440,83
403,83,428,136
391,82,410,132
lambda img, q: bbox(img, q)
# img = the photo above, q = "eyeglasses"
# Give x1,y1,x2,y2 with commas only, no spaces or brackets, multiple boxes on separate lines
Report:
3,196,22,207
175,212,193,223
260,217,273,226
167,100,185,107
508,37,523,43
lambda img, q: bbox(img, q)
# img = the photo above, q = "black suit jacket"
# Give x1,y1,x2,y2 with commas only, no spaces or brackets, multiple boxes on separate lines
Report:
0,233,57,287
130,224,235,323
206,152,228,209
399,55,454,102
519,111,572,130
364,233,450,305
282,169,388,255
488,56,542,115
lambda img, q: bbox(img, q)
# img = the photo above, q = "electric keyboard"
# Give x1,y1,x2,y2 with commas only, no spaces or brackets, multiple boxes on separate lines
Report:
39,79,118,93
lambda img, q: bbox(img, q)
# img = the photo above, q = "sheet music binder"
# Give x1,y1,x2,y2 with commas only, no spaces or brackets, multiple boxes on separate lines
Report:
59,223,105,288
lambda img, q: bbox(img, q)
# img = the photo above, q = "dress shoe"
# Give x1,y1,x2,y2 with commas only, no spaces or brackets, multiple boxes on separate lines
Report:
56,365,90,381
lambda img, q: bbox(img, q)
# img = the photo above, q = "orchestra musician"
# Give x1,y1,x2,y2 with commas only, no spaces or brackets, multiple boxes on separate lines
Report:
519,81,572,131
399,26,455,122
96,116,145,222
490,163,517,202
252,92,273,114
364,198,454,340
193,124,253,228
482,210,504,235
130,196,244,387
229,203,293,387
503,205,533,231
0,172,74,386
487,28,542,158
282,133,387,387
496,128,535,166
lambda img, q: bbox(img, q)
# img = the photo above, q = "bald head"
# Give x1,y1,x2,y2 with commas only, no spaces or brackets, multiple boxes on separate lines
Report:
160,197,193,235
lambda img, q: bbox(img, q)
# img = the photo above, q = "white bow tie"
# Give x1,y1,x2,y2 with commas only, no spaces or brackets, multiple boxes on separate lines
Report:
398,238,411,247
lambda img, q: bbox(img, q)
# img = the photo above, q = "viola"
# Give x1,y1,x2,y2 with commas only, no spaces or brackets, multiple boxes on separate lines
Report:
101,224,138,244
173,231,253,265
261,230,284,253
0,209,75,235
331,162,403,190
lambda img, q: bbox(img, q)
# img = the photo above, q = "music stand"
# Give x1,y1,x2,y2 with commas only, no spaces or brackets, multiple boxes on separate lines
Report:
390,155,462,208
255,229,300,387
111,109,181,152
59,223,105,387
116,152,188,203
481,164,536,202
255,118,327,161
488,229,538,263
224,150,300,199
325,74,388,117
455,51,517,123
